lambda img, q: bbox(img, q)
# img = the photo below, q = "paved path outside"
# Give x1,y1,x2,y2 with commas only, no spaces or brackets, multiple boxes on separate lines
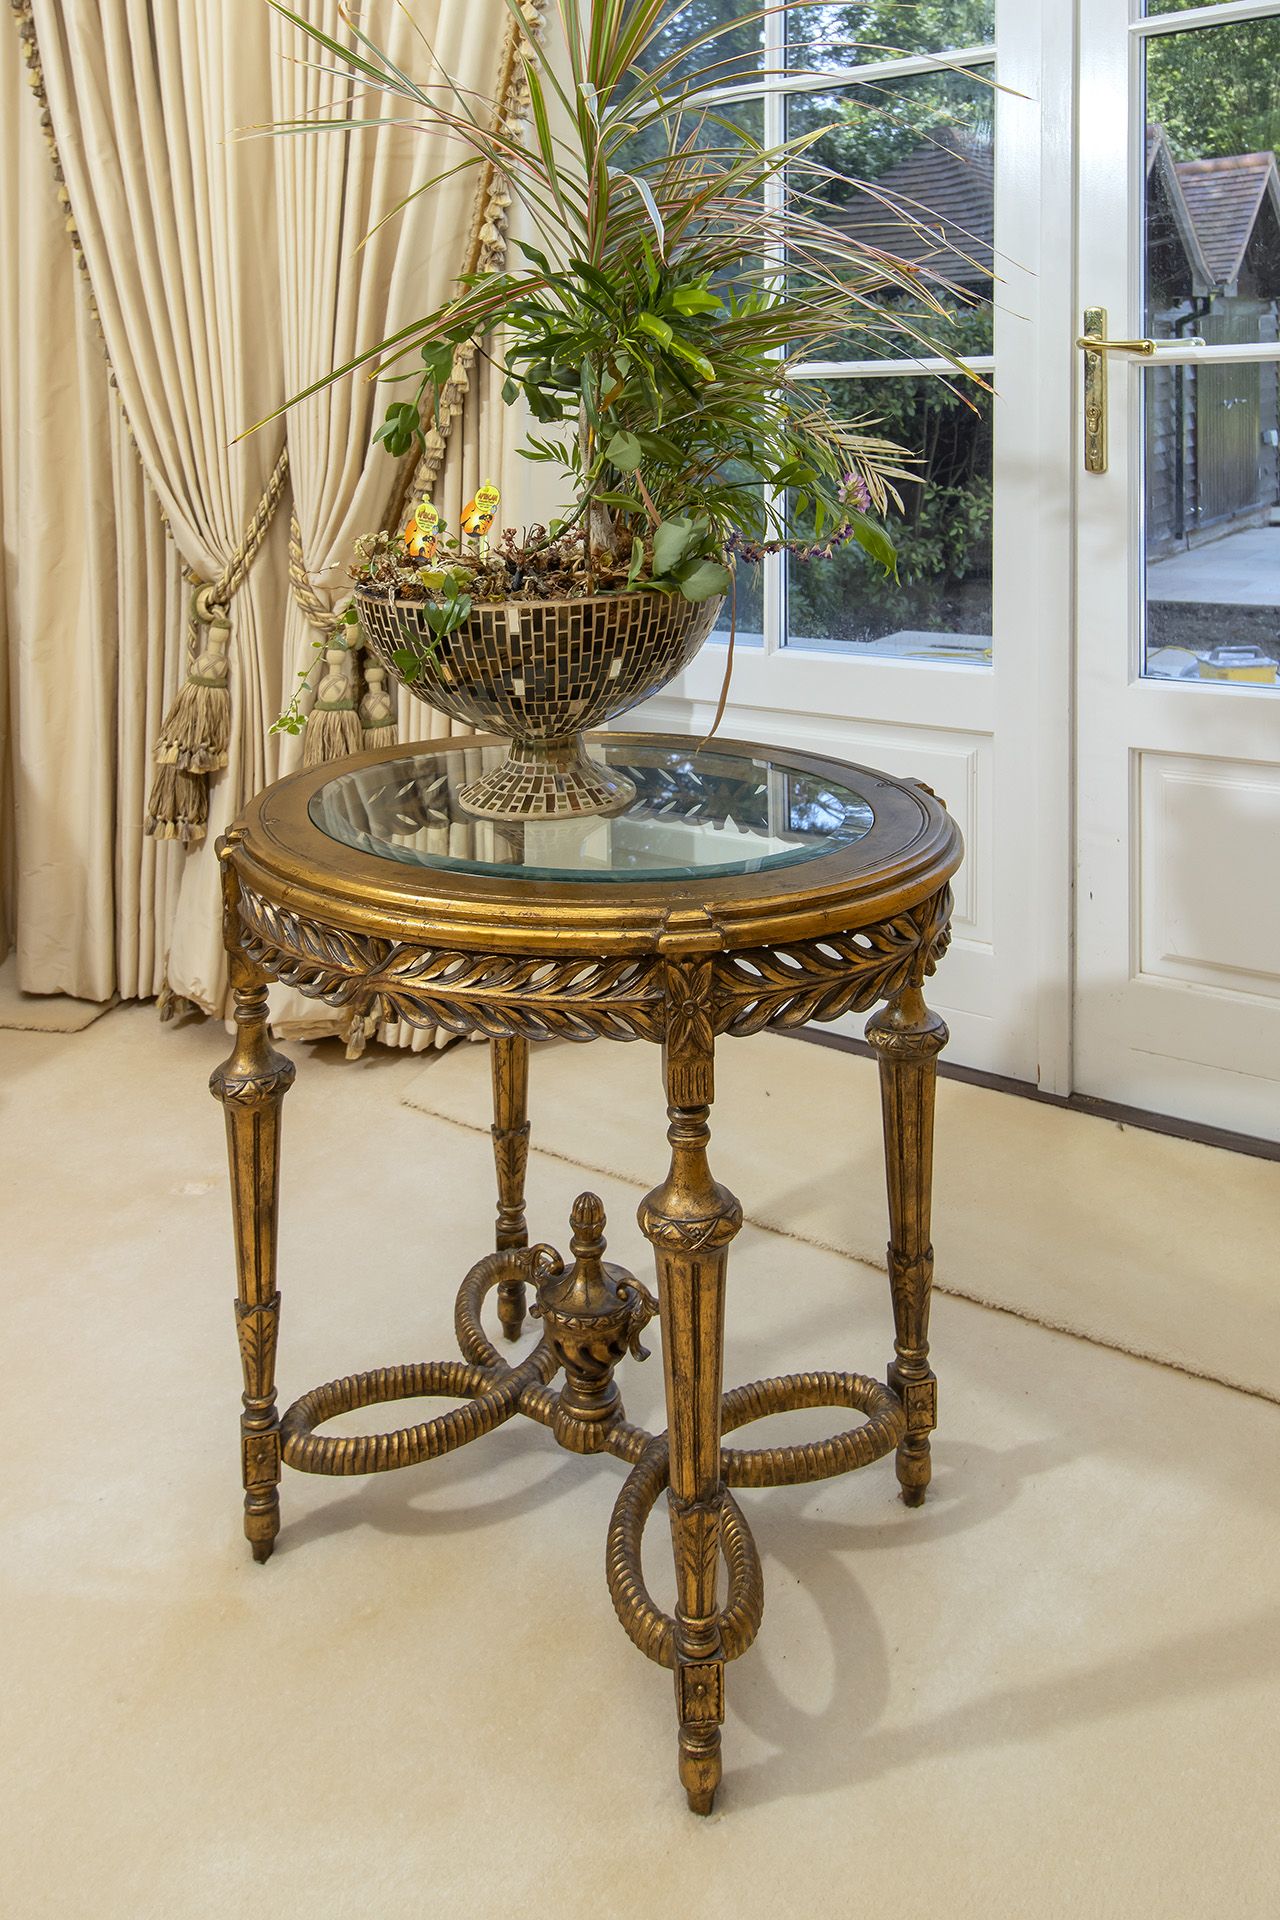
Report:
1148,526,1280,607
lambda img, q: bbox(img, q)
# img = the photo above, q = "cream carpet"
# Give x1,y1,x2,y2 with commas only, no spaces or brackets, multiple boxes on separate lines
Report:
0,952,115,1031
4,1005,1279,1919
404,1034,1280,1403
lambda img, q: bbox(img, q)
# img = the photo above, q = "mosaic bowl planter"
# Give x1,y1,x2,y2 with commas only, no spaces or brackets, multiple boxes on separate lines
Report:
354,585,723,820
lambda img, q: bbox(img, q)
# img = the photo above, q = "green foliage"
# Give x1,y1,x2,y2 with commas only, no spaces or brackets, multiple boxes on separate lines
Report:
1146,13,1280,163
265,0,988,590
790,340,992,641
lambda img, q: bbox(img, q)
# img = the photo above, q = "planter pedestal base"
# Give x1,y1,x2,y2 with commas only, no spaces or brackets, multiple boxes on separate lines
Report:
458,734,638,821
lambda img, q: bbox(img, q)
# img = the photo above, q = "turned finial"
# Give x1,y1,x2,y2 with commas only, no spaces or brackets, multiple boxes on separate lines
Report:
569,1192,607,1264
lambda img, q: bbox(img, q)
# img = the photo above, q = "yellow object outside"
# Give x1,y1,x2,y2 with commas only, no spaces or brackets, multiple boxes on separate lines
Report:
1197,658,1277,685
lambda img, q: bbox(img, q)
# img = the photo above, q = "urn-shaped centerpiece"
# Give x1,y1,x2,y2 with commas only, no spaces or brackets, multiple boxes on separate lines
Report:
355,581,722,820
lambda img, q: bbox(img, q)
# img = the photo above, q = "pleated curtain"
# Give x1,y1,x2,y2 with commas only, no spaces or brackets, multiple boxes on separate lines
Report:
32,0,292,1013
1,8,184,1001
2,0,531,1032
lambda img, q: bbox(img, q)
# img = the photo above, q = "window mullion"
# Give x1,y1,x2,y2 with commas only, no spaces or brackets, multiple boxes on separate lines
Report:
705,43,998,108
1135,0,1280,40
794,356,997,380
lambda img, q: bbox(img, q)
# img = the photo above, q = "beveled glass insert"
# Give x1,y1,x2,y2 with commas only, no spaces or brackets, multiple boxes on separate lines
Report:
309,741,876,883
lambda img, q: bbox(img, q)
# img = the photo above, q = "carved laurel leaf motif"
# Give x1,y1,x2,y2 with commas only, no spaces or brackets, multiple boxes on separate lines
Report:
235,1294,280,1393
235,881,950,1044
236,886,666,1042
712,888,952,1036
238,890,386,1009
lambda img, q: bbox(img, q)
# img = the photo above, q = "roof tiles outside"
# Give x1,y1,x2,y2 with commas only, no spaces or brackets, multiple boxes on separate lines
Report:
1174,152,1280,288
817,129,994,290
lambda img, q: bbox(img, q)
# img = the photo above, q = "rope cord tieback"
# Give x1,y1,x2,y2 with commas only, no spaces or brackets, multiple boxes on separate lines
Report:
145,444,290,845
391,0,548,524
287,508,385,770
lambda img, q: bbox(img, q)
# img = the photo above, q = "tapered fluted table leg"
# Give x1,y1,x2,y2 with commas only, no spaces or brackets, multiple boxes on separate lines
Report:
210,852,295,1562
866,982,948,1507
639,962,742,1814
491,1036,530,1341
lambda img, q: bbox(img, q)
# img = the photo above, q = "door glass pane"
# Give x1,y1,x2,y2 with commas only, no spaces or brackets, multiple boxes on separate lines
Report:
1144,16,1280,345
1145,365,1280,687
1142,14,1280,688
784,376,993,659
615,89,763,172
787,3,994,71
629,0,763,92
787,68,995,362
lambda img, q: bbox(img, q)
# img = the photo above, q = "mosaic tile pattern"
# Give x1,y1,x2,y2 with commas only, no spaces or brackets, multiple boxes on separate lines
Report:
456,737,638,819
355,588,723,818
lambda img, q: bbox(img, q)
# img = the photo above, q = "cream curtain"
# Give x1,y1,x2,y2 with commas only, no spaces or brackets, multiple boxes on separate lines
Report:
33,0,291,1013
4,1,536,1028
1,9,182,1002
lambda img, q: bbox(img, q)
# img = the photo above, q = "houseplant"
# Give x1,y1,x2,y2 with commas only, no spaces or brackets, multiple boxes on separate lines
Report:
270,0,965,818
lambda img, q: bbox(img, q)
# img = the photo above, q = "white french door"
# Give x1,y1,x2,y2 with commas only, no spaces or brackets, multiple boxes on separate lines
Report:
1075,0,1280,1139
617,2,1280,1134
641,0,1075,1084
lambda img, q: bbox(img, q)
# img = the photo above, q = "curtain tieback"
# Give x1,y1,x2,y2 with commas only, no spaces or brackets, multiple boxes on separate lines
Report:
289,509,399,765
145,446,290,845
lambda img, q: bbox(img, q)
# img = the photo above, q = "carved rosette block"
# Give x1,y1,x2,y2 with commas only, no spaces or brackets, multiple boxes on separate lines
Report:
533,1194,656,1452
211,845,296,1561
866,981,949,1508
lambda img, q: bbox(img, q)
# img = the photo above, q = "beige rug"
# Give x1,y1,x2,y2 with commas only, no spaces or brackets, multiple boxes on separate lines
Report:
4,1005,1280,1919
403,1032,1280,1404
0,953,115,1032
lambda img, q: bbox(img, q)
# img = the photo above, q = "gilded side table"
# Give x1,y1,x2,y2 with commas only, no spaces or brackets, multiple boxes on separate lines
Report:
211,732,962,1813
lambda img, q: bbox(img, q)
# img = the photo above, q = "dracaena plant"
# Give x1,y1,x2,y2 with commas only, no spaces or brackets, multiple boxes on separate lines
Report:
267,0,972,603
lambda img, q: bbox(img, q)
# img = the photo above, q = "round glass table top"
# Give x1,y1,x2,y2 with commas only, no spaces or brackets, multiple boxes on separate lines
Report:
308,740,876,885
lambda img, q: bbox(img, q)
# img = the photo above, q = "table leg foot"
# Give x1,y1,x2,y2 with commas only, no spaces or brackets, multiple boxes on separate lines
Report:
496,1287,525,1343
897,1459,930,1508
680,1728,721,1815
888,1356,937,1506
673,1623,726,1814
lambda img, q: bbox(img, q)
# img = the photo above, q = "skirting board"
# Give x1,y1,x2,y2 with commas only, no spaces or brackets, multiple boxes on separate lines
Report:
402,1029,1280,1404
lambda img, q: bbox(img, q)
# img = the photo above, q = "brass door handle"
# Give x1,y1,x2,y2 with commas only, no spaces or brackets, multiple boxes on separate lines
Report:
1076,330,1157,357
1079,306,1162,473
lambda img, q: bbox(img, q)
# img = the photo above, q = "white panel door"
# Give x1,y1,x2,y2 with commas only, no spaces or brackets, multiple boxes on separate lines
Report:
632,0,1075,1083
1075,0,1280,1137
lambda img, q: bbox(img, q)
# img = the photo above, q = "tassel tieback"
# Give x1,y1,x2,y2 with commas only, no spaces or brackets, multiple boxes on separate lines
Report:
303,637,364,769
154,586,231,774
359,662,398,751
144,764,210,845
145,445,290,844
145,586,234,842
